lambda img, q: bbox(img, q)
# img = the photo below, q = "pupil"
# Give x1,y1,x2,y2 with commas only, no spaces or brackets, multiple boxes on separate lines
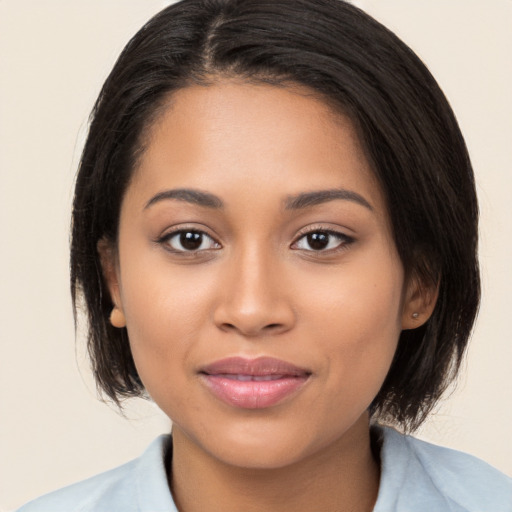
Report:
307,232,329,250
180,231,202,250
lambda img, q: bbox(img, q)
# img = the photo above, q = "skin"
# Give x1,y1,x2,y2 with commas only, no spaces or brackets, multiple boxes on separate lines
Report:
102,81,434,512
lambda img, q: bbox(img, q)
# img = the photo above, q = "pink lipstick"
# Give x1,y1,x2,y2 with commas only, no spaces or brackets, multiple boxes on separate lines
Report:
199,357,311,409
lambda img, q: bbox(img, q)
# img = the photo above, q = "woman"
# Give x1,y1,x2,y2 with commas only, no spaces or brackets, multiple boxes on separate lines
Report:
16,0,512,510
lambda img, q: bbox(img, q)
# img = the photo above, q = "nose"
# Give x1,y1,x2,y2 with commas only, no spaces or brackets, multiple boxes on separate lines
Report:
213,246,296,337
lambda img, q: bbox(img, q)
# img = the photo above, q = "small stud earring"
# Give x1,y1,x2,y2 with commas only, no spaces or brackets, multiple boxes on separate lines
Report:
412,312,420,319
110,307,126,328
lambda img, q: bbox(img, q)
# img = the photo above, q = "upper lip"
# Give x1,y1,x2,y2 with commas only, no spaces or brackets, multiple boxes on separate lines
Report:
200,357,311,377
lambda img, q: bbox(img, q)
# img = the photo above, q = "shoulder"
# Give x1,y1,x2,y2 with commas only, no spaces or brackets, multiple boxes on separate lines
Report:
16,460,136,512
374,426,512,512
16,435,175,512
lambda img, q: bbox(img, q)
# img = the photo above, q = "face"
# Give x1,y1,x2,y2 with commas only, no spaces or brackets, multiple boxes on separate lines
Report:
105,81,417,469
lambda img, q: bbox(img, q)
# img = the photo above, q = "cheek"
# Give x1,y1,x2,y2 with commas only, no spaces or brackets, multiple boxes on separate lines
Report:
116,245,217,390
121,274,204,416
300,247,404,401
300,249,404,342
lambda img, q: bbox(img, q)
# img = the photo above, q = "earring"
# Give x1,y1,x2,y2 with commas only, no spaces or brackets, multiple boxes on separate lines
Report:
110,307,126,328
412,312,420,319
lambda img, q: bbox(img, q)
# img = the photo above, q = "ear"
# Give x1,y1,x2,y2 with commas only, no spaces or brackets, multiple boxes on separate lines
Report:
401,273,439,330
97,238,126,328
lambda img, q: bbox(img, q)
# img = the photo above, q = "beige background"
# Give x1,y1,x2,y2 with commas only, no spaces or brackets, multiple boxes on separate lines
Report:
1,1,511,510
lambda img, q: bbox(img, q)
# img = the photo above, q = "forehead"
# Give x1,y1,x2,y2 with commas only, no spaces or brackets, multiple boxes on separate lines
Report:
127,81,385,214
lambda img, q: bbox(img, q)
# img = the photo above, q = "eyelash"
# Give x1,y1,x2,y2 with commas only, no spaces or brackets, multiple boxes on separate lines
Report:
291,227,355,254
156,226,355,255
157,228,220,254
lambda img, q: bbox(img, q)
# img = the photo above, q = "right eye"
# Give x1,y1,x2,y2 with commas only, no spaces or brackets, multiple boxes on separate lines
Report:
160,229,220,253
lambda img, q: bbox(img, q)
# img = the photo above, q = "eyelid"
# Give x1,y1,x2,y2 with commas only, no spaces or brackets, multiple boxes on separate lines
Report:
291,225,355,253
156,225,222,253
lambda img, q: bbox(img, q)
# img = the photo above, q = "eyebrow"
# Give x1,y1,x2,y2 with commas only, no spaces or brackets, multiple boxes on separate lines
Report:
144,187,372,212
285,188,373,211
144,188,224,210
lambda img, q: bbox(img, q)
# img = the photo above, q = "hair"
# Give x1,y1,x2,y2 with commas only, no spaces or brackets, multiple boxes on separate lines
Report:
71,0,480,431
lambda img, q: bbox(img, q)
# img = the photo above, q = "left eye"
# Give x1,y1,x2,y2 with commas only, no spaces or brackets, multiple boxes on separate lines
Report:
163,230,220,252
293,230,351,252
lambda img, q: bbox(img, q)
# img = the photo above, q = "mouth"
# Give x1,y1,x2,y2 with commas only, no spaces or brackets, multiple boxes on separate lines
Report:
199,357,311,409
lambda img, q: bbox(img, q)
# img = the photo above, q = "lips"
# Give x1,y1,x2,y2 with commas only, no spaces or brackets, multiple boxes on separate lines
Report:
199,357,311,409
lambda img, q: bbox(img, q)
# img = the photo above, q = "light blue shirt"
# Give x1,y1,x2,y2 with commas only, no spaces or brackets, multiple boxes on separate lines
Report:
17,427,512,511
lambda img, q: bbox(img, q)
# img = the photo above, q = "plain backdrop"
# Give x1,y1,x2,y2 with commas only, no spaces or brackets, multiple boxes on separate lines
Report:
1,1,511,510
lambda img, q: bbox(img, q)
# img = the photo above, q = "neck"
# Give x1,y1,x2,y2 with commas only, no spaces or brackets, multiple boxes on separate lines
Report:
169,414,380,512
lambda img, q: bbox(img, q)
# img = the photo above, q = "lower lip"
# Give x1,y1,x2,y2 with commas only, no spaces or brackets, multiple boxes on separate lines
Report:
201,375,309,409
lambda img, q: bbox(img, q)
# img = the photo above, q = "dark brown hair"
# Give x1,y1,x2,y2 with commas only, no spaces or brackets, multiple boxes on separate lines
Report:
71,0,480,431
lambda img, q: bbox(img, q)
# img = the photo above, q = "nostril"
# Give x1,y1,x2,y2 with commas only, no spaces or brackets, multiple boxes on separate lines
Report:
261,323,287,334
219,322,285,335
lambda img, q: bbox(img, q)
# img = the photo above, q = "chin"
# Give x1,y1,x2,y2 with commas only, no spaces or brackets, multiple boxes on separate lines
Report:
209,438,311,470
185,415,357,471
